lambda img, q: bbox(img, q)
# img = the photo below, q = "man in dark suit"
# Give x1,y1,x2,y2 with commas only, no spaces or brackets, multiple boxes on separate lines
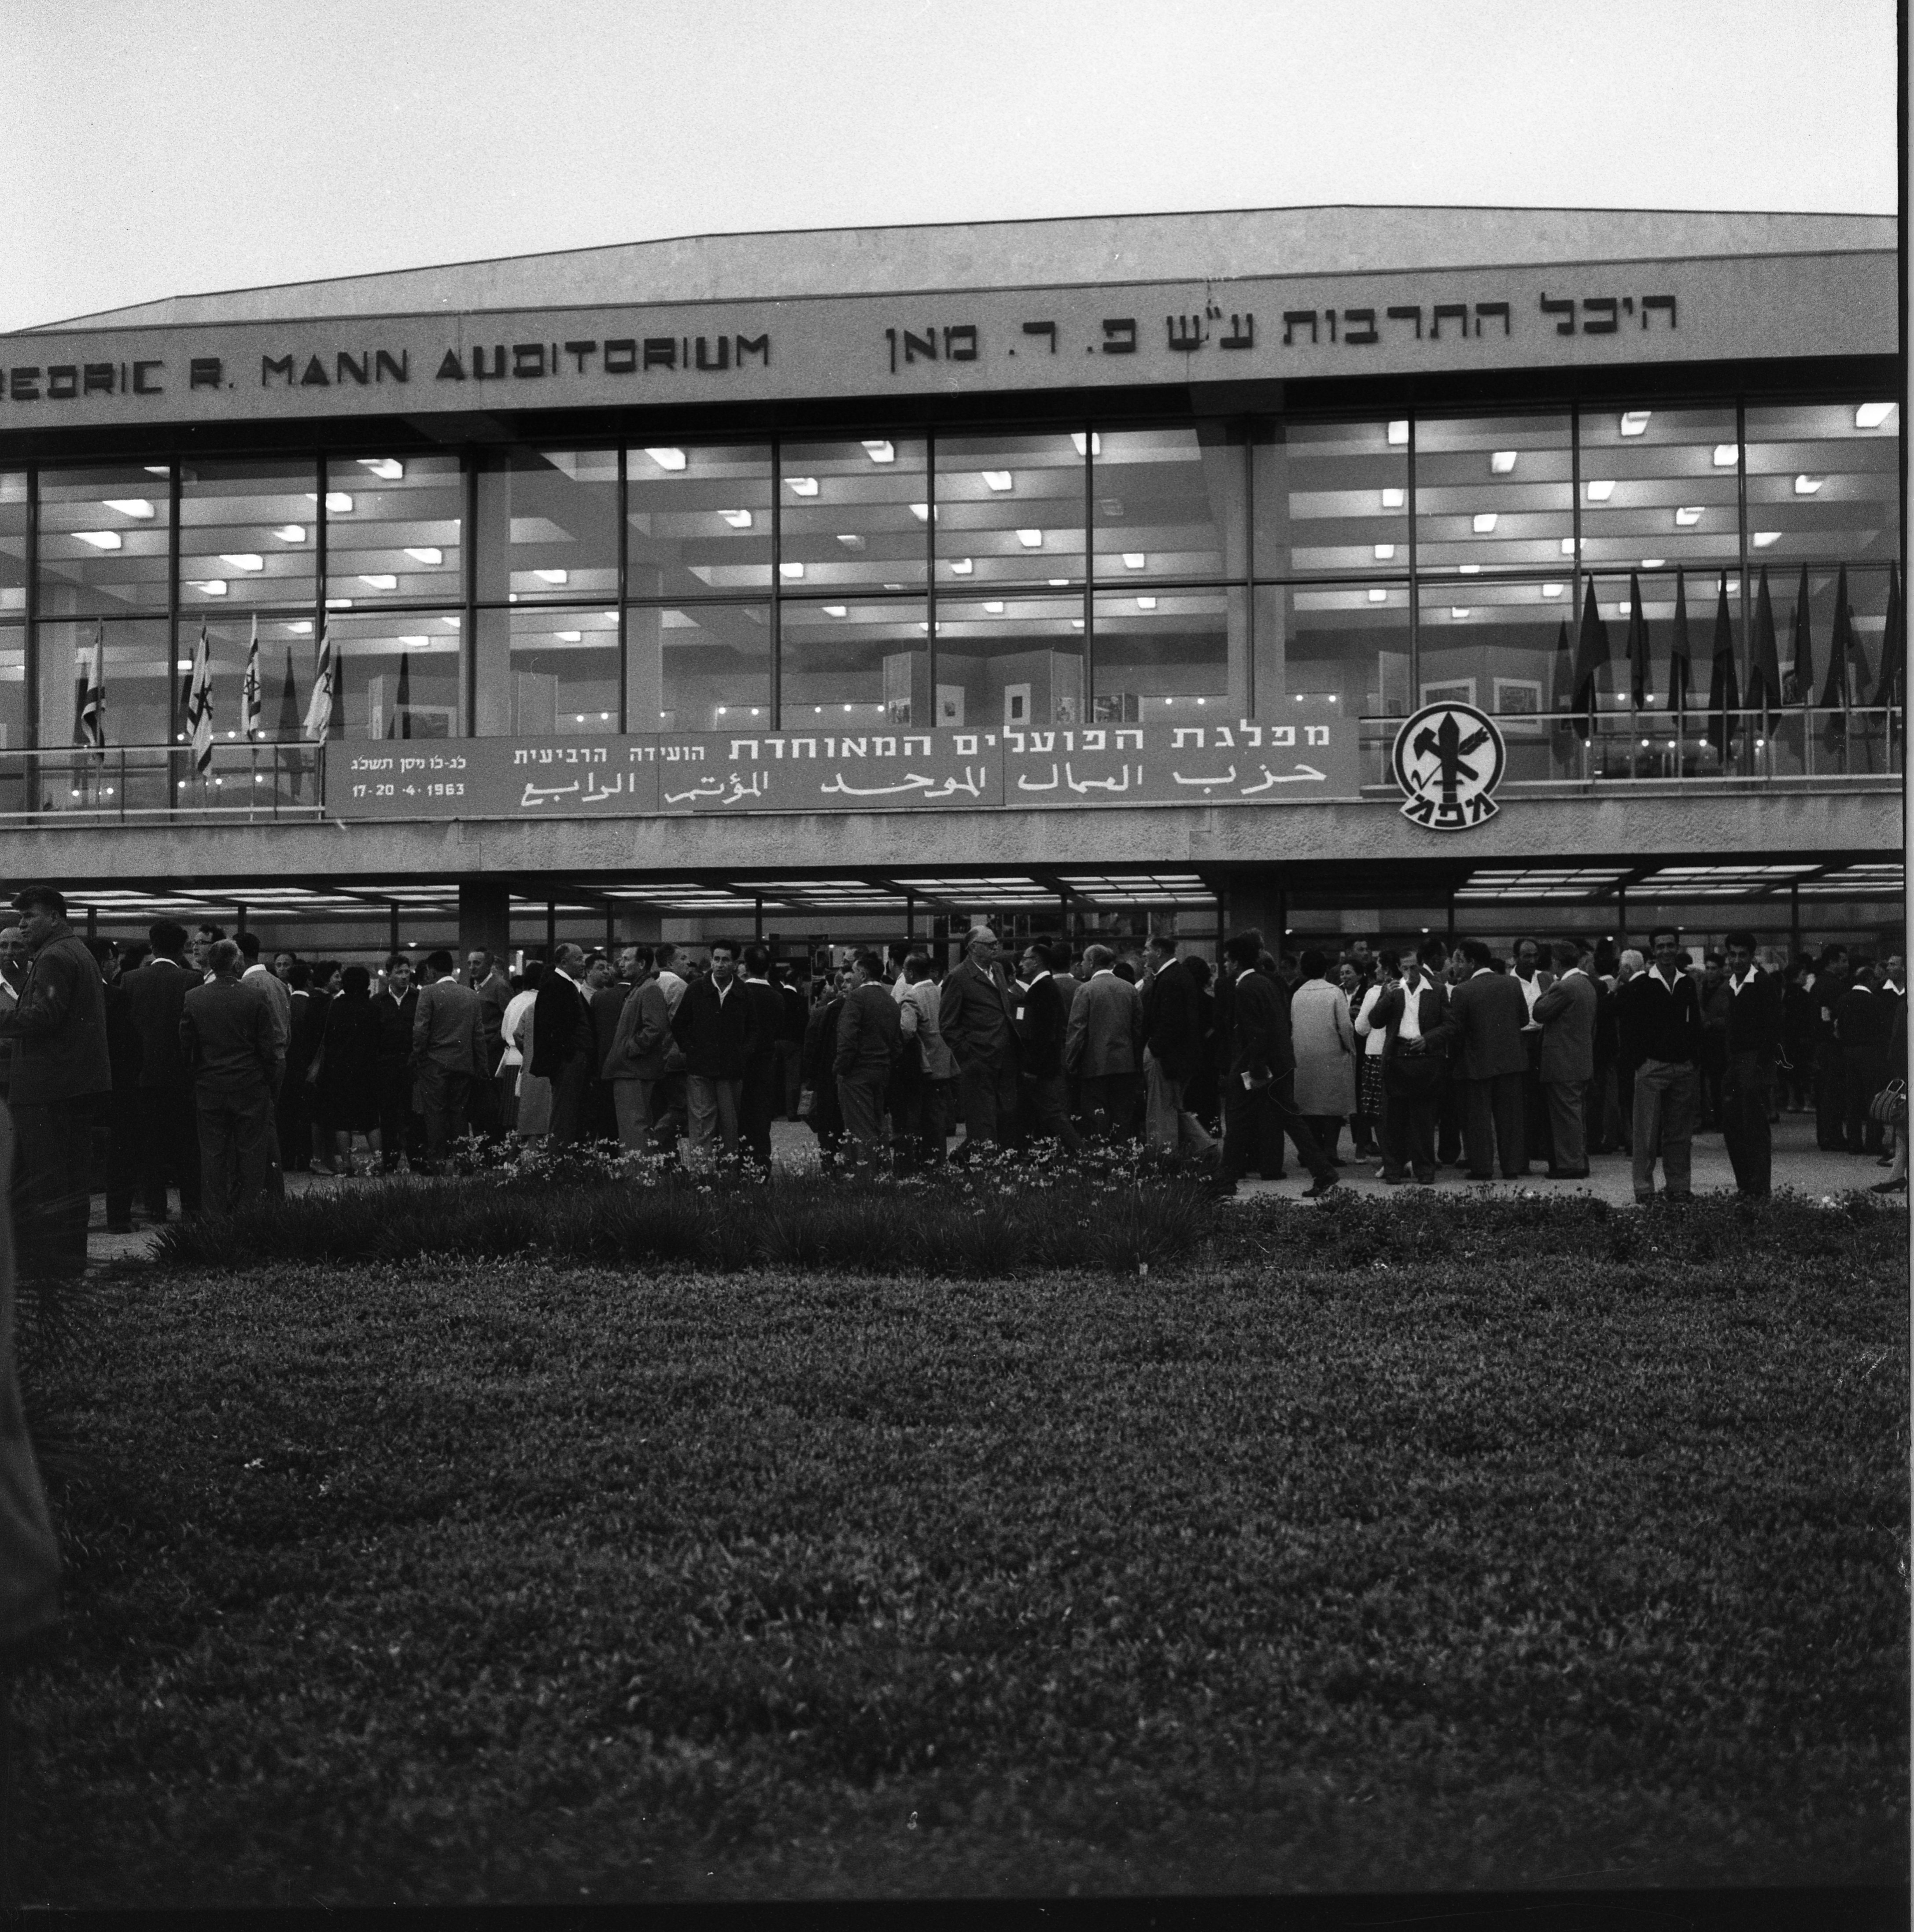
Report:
737,944,789,1171
1064,943,1143,1141
1715,928,1785,1196
531,942,595,1146
1367,938,1457,1185
1447,939,1530,1180
1140,932,1215,1159
0,888,112,1282
179,938,283,1217
373,954,421,1170
121,918,201,1221
1835,960,1895,1156
939,926,1021,1155
1220,930,1336,1196
670,941,755,1165
1532,939,1597,1178
1014,939,1081,1152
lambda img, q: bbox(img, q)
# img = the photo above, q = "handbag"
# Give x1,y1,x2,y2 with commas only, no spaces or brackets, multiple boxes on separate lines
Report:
1869,1078,1907,1127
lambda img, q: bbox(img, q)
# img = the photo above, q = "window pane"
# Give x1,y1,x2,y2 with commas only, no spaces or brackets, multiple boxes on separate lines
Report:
170,613,321,751
626,603,770,734
627,442,771,597
1745,401,1901,567
1417,579,1585,717
936,594,1084,729
782,438,926,591
1092,589,1238,723
180,457,319,611
935,431,1081,588
779,597,926,727
0,624,22,754
37,464,173,615
0,472,25,615
324,610,465,740
1092,425,1245,581
474,607,618,736
1577,406,1740,572
1416,413,1572,576
323,453,463,606
1252,419,1408,577
1253,584,1408,722
475,448,618,604
36,618,171,748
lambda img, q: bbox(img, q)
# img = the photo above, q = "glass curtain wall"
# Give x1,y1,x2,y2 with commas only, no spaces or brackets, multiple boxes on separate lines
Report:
2,394,1899,770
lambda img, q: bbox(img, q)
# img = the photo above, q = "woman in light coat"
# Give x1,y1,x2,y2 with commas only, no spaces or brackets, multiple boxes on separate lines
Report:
1289,948,1357,1161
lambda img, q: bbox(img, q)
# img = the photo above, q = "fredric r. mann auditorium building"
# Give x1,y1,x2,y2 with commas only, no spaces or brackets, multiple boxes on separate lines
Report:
0,206,1902,963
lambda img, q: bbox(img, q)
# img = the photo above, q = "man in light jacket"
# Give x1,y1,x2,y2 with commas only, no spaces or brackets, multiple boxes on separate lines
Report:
1065,943,1144,1141
898,953,955,1163
605,953,685,1153
411,950,488,1171
1531,939,1597,1179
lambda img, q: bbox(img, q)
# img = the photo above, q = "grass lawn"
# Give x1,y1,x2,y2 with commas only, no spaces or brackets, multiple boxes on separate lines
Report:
9,1192,1907,1905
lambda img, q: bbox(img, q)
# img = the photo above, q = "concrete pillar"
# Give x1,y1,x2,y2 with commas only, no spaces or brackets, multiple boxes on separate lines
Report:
458,881,511,961
1224,872,1288,952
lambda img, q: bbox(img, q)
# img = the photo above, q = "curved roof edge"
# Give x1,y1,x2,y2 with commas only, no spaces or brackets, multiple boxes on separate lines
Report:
31,203,1898,333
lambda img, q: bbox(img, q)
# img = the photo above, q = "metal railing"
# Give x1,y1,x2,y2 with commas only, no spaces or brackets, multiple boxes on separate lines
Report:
0,742,328,823
1357,706,1904,791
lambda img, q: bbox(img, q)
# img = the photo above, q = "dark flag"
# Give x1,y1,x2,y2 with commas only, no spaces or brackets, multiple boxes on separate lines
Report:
1667,568,1693,719
1784,563,1812,705
1873,563,1903,711
1549,618,1576,766
1820,563,1858,709
276,653,304,801
1705,574,1738,761
1571,578,1610,729
1748,567,1785,730
1622,572,1650,707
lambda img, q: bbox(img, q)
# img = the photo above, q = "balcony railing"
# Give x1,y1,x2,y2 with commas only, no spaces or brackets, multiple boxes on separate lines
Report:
0,742,327,823
1356,706,1903,791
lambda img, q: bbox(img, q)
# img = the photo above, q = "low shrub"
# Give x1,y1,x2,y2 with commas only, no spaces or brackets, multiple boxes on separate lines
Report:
148,1143,1228,1277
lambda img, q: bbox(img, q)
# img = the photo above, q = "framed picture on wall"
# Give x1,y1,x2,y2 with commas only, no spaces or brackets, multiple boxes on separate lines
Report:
1003,683,1032,727
1493,676,1545,737
936,684,965,728
1419,678,1476,710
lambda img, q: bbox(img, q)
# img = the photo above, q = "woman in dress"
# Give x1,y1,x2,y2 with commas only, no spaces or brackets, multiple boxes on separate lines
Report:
510,963,553,1142
497,962,540,1137
309,964,382,1175
1290,949,1357,1163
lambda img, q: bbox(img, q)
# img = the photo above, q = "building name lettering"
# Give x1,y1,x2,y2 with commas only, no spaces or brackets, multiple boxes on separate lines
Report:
889,289,1677,370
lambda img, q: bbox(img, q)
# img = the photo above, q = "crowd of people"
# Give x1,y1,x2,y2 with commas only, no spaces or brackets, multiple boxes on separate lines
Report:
0,882,1903,1281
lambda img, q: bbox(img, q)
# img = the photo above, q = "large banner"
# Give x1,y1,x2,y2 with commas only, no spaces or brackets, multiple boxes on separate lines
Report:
328,703,1357,821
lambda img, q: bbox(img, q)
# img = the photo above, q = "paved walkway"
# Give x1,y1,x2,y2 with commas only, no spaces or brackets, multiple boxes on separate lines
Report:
88,1115,1900,1267
1223,1115,1902,1208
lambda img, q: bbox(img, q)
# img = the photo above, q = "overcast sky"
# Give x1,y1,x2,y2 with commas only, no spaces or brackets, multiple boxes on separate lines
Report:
2,0,1899,334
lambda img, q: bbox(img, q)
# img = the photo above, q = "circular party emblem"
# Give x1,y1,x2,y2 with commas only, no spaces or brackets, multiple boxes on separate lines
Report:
1390,702,1506,830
